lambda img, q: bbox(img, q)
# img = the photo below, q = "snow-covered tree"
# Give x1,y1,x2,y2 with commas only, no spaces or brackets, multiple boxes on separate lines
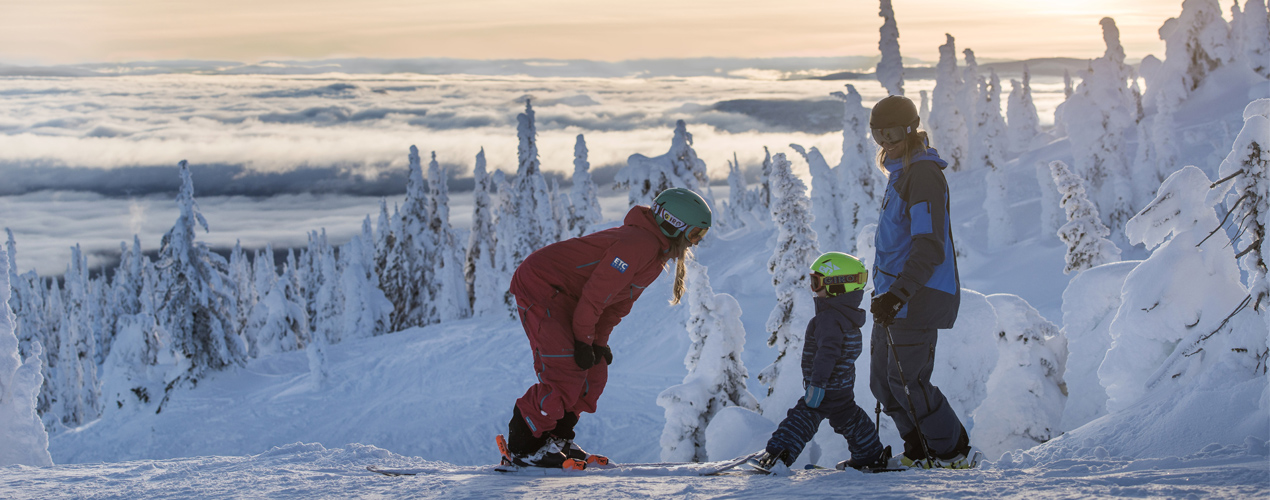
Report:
381,146,430,330
918,90,930,128
465,149,503,318
876,0,904,96
1051,160,1121,274
1100,166,1248,413
247,258,308,358
791,144,843,254
615,120,712,208
723,153,752,228
0,247,52,467
1007,64,1041,154
831,84,885,252
658,257,758,462
427,152,470,322
756,153,819,421
972,294,1067,460
1154,0,1236,100
155,161,246,380
59,245,100,427
1214,99,1270,349
568,135,604,238
227,241,254,340
929,34,969,172
339,231,390,341
310,230,343,344
1236,0,1270,77
960,48,982,160
1056,18,1139,237
1058,260,1136,432
491,169,520,319
1036,161,1065,241
976,70,1013,249
514,100,561,249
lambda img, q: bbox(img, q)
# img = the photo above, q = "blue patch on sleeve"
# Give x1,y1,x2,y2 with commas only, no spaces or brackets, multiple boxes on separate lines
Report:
611,257,629,273
910,201,933,235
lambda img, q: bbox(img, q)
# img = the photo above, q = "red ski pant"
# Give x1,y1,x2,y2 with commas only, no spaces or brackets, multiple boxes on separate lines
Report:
513,288,609,438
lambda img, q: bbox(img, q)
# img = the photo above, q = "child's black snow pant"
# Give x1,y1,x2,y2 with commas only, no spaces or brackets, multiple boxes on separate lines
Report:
869,324,971,460
765,388,884,465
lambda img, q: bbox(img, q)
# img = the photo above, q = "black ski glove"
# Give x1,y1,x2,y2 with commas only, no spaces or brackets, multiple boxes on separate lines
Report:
593,344,613,365
573,340,595,369
871,292,905,326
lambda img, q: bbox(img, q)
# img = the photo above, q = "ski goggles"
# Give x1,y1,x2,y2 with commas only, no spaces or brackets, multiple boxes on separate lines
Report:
871,125,910,146
809,272,866,293
658,217,709,244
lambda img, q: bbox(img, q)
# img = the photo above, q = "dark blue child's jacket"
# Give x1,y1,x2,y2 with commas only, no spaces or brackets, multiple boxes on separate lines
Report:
801,289,867,391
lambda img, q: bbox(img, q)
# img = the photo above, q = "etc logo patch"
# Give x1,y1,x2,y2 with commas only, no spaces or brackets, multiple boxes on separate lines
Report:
611,257,629,273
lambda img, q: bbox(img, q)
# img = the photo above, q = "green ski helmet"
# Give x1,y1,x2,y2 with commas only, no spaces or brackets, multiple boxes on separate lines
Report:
651,187,712,243
809,251,868,296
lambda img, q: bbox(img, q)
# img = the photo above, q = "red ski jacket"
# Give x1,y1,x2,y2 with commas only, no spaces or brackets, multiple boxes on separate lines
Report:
511,205,672,346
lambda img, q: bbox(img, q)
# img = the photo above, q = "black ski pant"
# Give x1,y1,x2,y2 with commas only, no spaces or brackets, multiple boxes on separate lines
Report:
765,387,883,464
869,324,969,460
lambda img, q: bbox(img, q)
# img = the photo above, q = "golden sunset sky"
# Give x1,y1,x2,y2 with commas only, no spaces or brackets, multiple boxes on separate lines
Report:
1,0,1184,64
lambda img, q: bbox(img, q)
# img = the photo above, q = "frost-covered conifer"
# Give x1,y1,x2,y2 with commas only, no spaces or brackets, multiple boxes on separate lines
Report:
339,230,390,341
1215,99,1270,348
1100,166,1247,412
1051,161,1121,274
568,135,603,238
616,120,712,207
465,149,503,317
723,154,750,228
1007,65,1040,154
791,144,843,254
1057,260,1135,431
1036,162,1065,240
381,146,430,330
1238,0,1270,77
929,34,969,171
0,248,52,467
514,100,561,248
491,170,520,318
1155,0,1235,99
59,245,100,427
427,152,470,322
228,240,254,339
756,153,819,420
832,84,885,250
1055,18,1138,237
918,90,930,129
876,0,904,96
972,294,1067,460
310,230,343,344
658,257,758,462
977,71,1012,249
248,259,308,358
960,48,981,161
156,161,246,378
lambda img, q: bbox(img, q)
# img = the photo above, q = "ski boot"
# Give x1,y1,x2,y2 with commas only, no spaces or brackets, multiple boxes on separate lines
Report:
548,437,609,467
836,445,892,471
497,434,585,470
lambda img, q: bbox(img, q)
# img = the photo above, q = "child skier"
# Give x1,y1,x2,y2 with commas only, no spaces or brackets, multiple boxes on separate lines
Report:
756,252,890,471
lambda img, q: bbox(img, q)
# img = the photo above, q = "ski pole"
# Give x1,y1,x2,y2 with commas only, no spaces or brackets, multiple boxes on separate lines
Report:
883,320,936,469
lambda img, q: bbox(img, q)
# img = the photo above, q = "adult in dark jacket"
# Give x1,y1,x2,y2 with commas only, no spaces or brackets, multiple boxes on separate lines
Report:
504,187,711,468
868,95,973,469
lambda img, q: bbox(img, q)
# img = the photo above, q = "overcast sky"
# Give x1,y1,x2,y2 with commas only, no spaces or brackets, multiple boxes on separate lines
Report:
2,0,1182,65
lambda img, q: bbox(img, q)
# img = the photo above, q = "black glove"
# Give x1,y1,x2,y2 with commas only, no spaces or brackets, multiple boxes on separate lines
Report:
573,340,595,369
593,344,613,365
871,292,905,326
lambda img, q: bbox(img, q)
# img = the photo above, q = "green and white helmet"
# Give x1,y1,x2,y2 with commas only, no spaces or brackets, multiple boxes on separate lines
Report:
809,251,867,296
651,188,712,243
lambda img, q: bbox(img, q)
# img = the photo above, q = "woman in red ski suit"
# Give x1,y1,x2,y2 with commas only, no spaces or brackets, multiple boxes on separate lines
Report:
505,188,710,466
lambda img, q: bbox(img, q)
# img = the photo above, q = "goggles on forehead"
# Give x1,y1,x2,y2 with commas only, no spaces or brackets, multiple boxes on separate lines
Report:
809,272,866,295
871,125,910,146
657,217,709,244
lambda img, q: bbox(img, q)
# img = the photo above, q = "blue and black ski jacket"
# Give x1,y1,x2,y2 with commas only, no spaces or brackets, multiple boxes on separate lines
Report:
873,147,960,329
